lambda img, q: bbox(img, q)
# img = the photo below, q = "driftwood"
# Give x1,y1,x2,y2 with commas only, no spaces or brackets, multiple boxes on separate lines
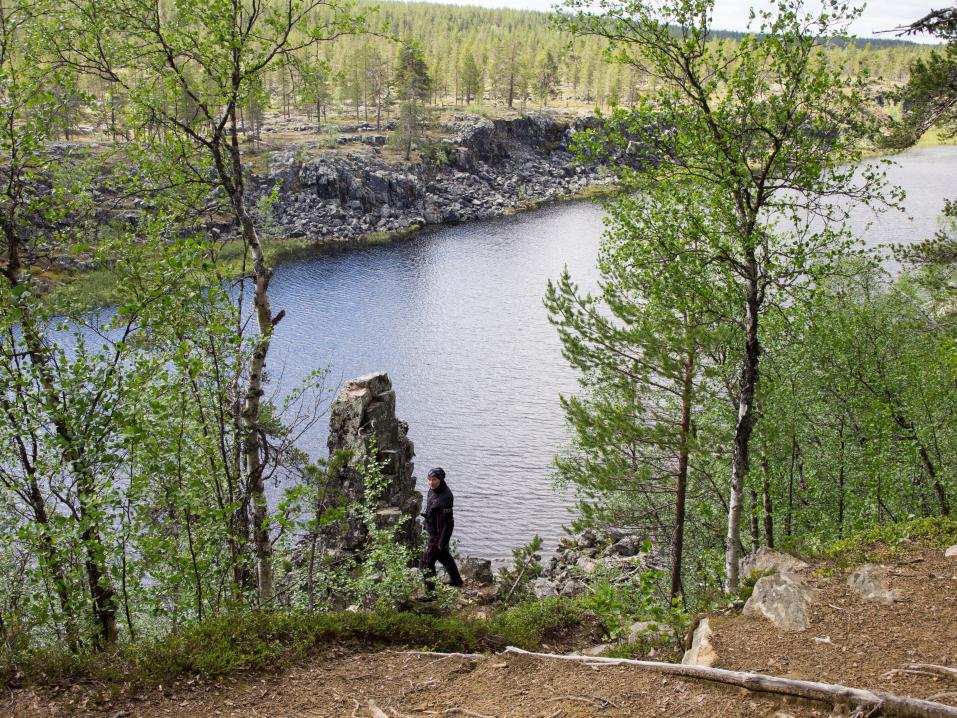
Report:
503,647,957,718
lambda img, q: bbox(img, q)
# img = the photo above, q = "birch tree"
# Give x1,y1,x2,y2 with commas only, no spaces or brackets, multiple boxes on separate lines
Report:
48,0,367,605
559,0,898,591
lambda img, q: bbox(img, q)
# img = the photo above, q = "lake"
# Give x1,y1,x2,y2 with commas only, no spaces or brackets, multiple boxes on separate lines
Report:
266,144,957,561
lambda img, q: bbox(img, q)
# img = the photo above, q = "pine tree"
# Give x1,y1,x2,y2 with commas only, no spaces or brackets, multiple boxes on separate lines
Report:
394,45,433,160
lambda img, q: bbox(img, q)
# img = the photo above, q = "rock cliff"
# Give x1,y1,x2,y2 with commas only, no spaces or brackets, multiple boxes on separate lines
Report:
322,372,421,554
258,112,609,244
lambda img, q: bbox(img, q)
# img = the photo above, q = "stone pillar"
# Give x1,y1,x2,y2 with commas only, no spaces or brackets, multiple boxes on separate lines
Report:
324,372,421,553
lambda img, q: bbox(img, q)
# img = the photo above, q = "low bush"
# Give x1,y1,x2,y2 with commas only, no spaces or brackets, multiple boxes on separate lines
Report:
489,597,588,648
811,516,957,567
1,599,595,690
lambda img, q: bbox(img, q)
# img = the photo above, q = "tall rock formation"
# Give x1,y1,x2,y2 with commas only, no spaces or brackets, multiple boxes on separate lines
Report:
324,372,421,553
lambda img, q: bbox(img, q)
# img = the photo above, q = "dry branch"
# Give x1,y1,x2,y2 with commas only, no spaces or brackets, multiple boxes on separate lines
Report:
443,709,497,718
503,647,957,718
545,694,618,708
885,665,957,682
401,650,486,660
907,665,957,680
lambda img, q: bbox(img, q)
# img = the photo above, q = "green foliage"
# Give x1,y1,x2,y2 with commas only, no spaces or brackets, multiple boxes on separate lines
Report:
576,566,687,645
1,599,595,688
882,41,957,147
496,535,544,604
812,516,957,567
554,0,902,595
488,597,589,648
392,45,433,160
350,449,422,609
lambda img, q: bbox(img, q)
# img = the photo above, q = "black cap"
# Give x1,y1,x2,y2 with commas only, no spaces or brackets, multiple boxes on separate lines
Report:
427,467,446,480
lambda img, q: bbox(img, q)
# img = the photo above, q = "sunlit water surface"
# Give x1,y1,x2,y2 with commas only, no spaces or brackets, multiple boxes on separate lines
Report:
260,145,957,560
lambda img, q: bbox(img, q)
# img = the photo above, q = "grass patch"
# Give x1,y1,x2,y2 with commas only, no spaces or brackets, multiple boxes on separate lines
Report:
1,599,592,691
812,516,957,568
916,125,957,148
487,597,589,649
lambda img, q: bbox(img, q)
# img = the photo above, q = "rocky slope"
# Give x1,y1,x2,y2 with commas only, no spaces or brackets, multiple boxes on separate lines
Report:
258,113,609,244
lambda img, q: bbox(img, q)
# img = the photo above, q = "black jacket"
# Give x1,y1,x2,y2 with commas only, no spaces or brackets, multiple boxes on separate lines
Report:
423,482,454,545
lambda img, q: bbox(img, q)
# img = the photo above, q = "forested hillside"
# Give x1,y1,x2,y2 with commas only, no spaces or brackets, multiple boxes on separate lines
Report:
1,0,956,703
53,0,933,141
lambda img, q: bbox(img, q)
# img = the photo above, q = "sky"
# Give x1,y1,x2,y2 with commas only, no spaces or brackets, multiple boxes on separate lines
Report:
410,0,943,43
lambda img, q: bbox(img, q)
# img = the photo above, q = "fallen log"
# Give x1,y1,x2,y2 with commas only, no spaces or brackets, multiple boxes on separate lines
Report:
503,647,957,718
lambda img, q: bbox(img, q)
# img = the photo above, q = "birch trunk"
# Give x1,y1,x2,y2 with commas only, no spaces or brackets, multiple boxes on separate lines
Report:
725,269,760,593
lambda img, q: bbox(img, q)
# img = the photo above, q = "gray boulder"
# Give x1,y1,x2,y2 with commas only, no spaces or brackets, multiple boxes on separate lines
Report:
743,571,816,632
739,547,809,579
945,545,957,559
459,557,494,586
608,535,644,557
531,577,558,600
847,564,901,605
560,579,587,598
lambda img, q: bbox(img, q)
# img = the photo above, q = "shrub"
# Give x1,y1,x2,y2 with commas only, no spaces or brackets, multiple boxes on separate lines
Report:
489,597,588,648
813,516,957,567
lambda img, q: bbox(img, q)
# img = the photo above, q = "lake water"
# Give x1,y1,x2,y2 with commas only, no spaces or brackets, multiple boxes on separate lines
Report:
265,145,957,561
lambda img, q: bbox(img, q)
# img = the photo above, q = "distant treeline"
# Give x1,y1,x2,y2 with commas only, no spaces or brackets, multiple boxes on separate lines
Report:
63,0,931,139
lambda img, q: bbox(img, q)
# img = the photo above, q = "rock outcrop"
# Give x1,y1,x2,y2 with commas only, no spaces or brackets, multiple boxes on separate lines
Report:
682,618,718,667
847,564,901,604
259,112,610,244
322,372,421,554
535,527,660,599
742,571,816,632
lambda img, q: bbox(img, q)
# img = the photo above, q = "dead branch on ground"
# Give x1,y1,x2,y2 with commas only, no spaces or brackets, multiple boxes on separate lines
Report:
503,647,957,718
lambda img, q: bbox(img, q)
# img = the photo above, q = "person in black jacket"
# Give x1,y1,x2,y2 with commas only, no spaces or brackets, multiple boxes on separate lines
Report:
420,467,463,595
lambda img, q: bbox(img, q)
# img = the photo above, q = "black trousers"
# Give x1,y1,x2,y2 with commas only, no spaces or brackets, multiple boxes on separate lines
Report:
421,537,462,591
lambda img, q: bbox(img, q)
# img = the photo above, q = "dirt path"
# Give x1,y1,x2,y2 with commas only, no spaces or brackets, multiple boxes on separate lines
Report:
5,648,834,718
5,546,955,718
713,546,957,708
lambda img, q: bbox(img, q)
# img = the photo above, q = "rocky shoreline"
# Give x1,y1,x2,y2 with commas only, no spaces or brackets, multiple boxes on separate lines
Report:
256,112,611,245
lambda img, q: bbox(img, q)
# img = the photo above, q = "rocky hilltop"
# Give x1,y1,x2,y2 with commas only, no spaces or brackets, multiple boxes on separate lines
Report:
258,112,608,244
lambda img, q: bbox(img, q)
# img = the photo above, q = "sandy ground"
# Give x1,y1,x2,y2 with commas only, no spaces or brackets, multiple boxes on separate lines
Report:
4,546,956,718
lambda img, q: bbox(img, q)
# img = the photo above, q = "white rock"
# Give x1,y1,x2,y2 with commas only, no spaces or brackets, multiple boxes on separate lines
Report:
945,544,957,559
743,571,816,632
682,618,718,667
739,547,809,579
581,643,612,657
847,564,901,605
